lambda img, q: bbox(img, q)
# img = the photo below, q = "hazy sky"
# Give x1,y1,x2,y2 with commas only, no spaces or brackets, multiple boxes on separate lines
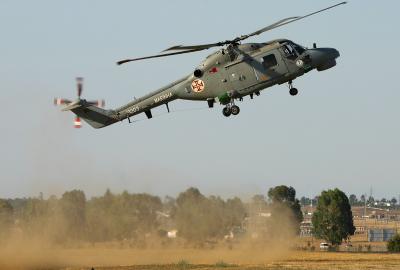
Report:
1,0,399,200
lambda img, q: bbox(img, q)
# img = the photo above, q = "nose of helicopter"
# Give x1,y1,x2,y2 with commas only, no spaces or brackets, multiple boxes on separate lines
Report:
305,47,340,71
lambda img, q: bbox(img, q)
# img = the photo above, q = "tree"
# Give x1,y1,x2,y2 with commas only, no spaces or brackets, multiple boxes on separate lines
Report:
0,199,13,239
387,234,400,252
60,190,86,239
267,186,303,237
312,188,355,246
391,197,398,206
251,194,267,212
367,196,375,205
224,197,246,229
267,185,303,224
20,197,51,239
360,194,366,203
173,187,245,244
268,185,296,203
349,194,358,206
86,190,162,243
163,195,176,213
300,196,311,206
174,187,218,243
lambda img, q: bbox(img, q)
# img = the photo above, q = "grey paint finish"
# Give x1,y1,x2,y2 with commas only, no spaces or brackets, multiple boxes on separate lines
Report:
56,2,346,128
67,40,340,128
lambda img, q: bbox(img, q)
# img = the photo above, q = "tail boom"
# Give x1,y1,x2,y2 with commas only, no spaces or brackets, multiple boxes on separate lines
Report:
64,100,118,129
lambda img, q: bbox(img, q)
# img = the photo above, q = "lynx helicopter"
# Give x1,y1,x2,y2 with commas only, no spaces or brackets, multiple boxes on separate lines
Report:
54,2,346,129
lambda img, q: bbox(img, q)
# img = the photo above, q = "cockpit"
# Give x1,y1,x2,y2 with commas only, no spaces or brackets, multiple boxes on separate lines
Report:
281,41,306,60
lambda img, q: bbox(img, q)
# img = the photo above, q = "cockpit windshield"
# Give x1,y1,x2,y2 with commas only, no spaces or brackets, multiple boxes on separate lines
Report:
281,41,306,60
282,43,297,60
291,42,305,55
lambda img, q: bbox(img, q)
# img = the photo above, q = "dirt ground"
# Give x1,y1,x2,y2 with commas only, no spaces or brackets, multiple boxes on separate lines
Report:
2,248,400,270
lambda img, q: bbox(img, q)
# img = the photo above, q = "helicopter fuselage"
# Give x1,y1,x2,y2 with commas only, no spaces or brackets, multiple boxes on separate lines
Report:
59,2,346,128
113,39,339,121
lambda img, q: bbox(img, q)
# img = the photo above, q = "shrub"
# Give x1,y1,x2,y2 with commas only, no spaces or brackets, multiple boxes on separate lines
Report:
215,261,232,268
328,245,338,252
176,259,190,269
387,234,400,252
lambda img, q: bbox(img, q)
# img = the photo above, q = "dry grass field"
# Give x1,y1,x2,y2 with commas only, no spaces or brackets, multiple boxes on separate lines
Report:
2,248,400,270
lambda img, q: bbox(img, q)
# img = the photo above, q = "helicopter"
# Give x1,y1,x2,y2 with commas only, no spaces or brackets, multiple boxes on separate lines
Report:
54,2,346,128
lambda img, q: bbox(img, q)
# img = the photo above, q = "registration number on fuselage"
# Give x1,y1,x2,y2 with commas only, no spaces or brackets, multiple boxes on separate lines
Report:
126,106,140,114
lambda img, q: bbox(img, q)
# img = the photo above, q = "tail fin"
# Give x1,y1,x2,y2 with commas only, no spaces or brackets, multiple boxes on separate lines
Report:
63,100,118,129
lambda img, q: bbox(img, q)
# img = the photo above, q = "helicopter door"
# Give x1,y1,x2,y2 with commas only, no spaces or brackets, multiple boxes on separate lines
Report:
225,60,258,92
253,51,288,82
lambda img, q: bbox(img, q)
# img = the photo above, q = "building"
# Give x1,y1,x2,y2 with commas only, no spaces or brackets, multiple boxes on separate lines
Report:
367,229,396,242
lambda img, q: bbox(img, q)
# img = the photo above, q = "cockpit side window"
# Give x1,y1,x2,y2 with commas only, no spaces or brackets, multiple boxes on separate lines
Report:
282,44,297,60
262,54,277,69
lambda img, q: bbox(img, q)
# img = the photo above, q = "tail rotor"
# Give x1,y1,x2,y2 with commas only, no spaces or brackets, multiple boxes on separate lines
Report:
54,77,105,128
74,116,82,128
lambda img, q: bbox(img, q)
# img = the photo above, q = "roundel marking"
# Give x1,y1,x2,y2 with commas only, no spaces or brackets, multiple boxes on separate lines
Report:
296,59,304,67
191,79,205,93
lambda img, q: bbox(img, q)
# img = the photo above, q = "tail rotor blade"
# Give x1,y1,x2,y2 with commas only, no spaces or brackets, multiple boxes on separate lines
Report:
54,98,71,106
74,116,82,128
76,77,83,98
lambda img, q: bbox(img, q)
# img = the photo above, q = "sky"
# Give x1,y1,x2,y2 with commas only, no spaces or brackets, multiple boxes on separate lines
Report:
0,0,399,200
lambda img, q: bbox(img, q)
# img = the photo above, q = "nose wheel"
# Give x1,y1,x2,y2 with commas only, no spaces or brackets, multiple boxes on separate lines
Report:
289,88,298,96
288,81,298,96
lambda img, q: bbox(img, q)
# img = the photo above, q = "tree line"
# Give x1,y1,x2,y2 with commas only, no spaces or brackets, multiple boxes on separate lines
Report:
0,186,306,247
0,186,358,247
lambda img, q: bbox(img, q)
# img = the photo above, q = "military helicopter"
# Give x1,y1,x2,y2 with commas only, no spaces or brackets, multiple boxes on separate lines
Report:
54,2,346,128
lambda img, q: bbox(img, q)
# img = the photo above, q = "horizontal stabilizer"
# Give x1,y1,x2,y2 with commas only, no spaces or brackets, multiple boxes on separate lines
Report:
61,99,118,129
61,100,82,111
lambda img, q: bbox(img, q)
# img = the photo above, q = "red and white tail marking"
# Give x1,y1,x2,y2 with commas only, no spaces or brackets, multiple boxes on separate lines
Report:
97,99,105,107
74,117,82,128
54,98,65,105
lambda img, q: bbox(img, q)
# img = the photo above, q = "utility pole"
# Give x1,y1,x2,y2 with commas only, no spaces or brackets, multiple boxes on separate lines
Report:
364,193,367,218
364,193,368,241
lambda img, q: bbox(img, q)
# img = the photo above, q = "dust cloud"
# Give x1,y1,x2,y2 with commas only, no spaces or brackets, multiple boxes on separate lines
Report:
0,189,301,269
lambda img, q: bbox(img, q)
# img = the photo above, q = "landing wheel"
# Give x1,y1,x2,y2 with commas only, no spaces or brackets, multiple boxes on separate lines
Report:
231,105,240,115
289,88,298,96
222,107,232,117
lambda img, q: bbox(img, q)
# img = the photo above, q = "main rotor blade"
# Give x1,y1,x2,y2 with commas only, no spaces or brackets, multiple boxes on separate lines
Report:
237,17,299,41
163,2,347,51
163,42,226,52
118,2,346,65
116,48,204,65
239,1,347,41
163,17,300,51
